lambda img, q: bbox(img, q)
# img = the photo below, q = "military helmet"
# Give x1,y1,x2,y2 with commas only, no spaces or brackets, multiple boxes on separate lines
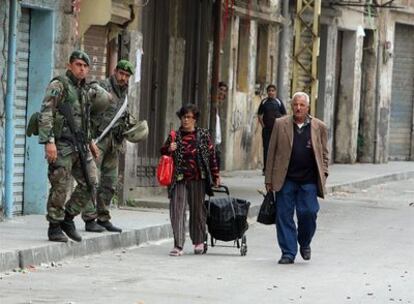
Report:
123,120,149,143
89,83,111,113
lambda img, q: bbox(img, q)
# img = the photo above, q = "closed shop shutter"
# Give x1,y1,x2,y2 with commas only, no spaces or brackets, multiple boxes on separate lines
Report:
14,8,31,215
389,23,414,160
83,25,108,81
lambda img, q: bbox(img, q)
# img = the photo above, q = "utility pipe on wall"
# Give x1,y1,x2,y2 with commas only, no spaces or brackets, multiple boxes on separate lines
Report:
4,0,18,218
277,0,289,102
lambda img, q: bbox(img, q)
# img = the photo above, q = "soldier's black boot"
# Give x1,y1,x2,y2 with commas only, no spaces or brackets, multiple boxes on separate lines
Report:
97,220,122,233
48,223,68,242
85,220,105,233
61,212,82,242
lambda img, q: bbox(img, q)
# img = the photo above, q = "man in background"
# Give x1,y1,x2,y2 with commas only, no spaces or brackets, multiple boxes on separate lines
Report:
258,84,286,175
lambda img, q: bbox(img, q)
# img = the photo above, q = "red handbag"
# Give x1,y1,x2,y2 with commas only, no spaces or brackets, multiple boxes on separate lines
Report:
157,131,176,186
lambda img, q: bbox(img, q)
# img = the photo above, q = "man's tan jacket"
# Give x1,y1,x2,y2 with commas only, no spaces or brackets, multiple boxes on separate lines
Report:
264,115,329,198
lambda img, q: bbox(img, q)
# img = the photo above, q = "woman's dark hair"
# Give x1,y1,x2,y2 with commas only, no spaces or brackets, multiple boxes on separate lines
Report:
266,84,277,92
176,103,200,121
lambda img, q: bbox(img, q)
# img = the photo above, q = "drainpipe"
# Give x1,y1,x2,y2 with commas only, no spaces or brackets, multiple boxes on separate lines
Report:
4,0,18,218
277,0,289,101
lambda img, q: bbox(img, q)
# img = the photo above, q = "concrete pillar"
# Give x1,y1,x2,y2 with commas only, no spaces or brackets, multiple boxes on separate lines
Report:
358,30,378,163
317,24,338,164
334,30,364,163
375,11,393,163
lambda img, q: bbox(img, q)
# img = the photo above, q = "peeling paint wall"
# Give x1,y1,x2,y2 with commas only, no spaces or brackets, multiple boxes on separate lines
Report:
334,31,364,163
358,29,378,163
222,6,282,170
317,23,338,163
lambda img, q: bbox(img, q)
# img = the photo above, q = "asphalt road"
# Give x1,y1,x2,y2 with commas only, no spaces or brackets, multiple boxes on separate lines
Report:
1,179,414,304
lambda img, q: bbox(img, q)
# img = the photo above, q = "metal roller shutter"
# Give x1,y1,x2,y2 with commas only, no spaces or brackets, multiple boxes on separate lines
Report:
14,8,31,215
389,23,414,160
83,25,108,81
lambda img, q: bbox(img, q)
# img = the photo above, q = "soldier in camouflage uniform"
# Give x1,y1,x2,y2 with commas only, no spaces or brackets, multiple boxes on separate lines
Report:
81,60,135,233
39,50,108,242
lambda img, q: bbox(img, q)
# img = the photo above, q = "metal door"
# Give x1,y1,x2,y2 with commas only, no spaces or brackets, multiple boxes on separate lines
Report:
83,25,108,81
389,23,414,160
14,8,31,215
182,0,213,128
138,0,170,186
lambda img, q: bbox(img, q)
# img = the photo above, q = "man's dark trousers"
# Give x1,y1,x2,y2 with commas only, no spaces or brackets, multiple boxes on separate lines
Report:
275,179,319,259
262,127,272,171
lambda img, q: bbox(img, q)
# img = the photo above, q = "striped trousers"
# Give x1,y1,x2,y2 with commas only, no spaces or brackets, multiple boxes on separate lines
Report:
169,180,206,249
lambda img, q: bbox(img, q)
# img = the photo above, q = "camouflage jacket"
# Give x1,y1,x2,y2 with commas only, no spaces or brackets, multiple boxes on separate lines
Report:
38,70,92,156
91,75,130,141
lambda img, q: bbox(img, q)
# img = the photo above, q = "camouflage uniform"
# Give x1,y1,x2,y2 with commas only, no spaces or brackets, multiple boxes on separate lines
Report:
39,70,97,224
82,74,130,222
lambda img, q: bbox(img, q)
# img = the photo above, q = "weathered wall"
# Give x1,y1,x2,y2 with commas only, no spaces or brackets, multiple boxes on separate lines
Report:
334,30,364,163
222,6,282,170
358,29,379,163
317,22,338,164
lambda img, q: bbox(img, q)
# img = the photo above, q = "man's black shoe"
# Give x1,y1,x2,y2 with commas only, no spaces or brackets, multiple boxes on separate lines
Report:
300,247,311,260
48,223,68,242
97,220,122,233
61,213,82,242
278,256,294,264
85,220,105,233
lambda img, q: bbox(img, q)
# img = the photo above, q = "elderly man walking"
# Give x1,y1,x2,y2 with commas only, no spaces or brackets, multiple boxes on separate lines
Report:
264,92,329,264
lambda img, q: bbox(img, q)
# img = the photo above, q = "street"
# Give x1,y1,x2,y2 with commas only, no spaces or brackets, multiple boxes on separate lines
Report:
1,179,414,304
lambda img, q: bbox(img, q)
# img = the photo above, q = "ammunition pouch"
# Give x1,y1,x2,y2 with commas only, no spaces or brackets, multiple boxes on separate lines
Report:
26,112,40,137
26,111,66,141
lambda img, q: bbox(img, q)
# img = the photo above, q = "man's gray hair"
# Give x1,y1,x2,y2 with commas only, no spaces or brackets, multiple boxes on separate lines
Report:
291,92,310,105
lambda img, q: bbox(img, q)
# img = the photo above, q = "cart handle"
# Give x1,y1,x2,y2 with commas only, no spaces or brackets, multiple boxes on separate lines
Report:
211,184,230,195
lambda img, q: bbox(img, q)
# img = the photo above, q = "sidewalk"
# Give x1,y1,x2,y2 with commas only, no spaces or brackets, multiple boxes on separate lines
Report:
1,161,414,273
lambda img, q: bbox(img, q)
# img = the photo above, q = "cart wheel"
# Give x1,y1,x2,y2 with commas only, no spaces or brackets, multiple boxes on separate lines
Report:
240,235,247,256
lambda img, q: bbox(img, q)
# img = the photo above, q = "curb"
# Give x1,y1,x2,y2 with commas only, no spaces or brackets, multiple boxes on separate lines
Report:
2,170,414,273
1,223,173,273
325,171,414,194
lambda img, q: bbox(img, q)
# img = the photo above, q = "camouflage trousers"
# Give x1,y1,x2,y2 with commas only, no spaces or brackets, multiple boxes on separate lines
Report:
82,134,120,222
46,150,97,223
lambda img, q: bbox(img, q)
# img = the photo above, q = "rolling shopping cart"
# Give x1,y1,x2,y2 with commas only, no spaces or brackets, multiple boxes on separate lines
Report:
204,185,250,256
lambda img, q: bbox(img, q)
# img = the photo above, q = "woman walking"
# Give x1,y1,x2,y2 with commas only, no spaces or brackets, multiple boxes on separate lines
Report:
160,104,220,256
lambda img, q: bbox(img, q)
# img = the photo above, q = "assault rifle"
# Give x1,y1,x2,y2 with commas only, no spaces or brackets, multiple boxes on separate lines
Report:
57,102,96,207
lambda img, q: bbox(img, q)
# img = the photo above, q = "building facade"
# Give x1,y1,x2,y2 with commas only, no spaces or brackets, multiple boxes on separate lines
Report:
2,0,414,219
